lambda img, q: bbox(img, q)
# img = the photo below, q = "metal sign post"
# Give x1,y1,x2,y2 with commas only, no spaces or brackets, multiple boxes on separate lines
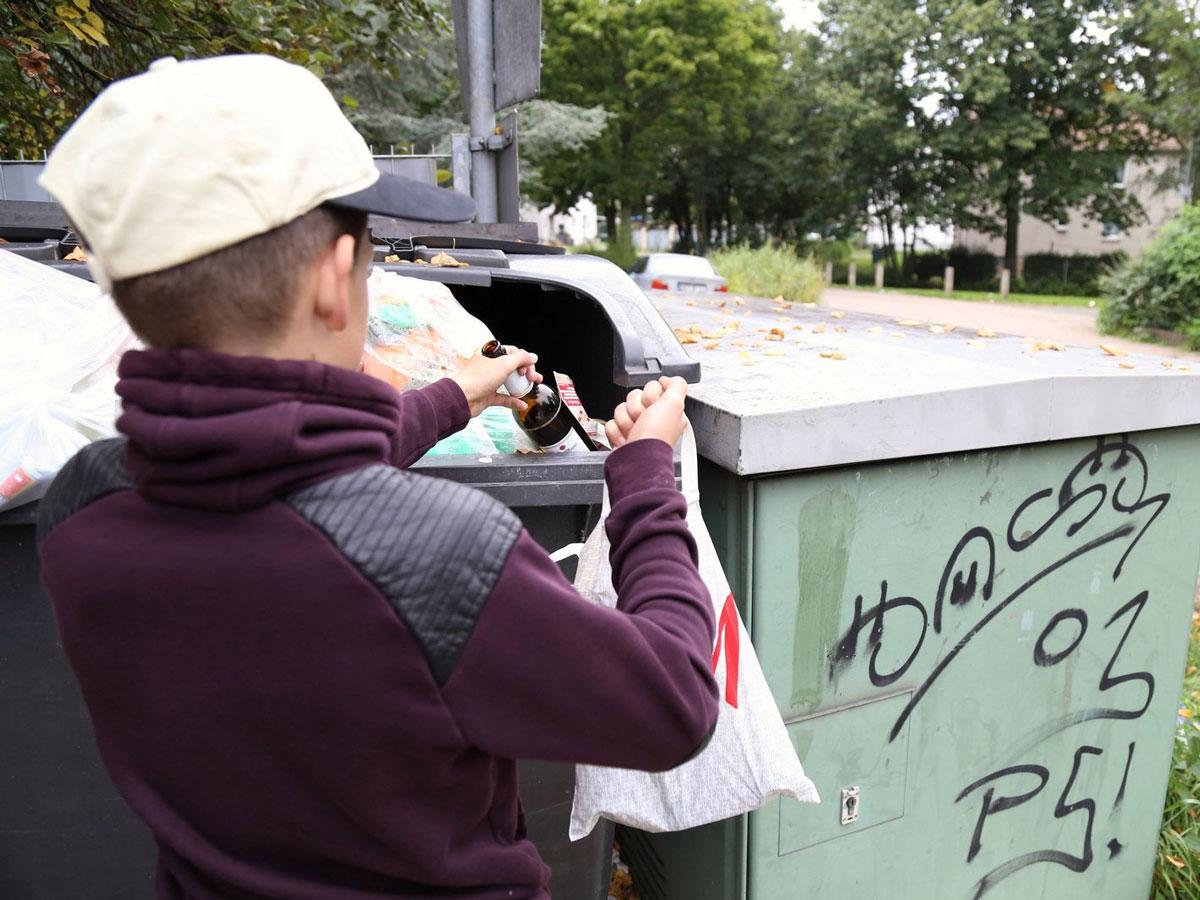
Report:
452,0,541,223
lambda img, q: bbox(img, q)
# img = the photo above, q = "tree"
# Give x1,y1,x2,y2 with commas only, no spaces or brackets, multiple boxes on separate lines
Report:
916,0,1154,274
537,0,783,256
1,0,440,157
818,0,943,268
1118,0,1200,204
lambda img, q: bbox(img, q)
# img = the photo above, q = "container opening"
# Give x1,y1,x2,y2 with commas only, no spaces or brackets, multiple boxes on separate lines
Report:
448,280,621,418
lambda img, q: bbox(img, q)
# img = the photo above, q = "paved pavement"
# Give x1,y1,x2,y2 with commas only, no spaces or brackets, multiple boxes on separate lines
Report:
821,287,1200,361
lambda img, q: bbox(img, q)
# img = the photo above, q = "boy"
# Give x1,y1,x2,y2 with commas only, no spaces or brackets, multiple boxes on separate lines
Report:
36,54,717,898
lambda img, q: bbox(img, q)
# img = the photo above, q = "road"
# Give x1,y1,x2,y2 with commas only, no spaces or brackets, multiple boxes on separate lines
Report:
820,287,1200,361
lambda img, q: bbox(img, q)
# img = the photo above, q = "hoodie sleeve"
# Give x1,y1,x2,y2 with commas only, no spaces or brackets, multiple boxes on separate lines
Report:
440,438,719,771
390,378,471,468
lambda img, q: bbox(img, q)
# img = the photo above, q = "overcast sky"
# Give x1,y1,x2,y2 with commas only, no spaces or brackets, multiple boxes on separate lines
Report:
776,0,821,31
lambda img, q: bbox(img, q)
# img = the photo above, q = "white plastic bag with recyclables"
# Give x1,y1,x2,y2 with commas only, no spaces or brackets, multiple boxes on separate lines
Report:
363,267,537,457
558,420,820,838
0,250,139,511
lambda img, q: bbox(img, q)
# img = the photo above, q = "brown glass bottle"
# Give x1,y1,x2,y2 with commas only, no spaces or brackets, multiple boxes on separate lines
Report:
481,340,593,452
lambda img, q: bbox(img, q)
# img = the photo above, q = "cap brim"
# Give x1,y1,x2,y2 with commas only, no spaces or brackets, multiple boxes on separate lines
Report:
325,172,475,223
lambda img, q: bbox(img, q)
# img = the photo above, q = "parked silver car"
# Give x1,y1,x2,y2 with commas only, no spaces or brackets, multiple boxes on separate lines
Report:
630,253,727,293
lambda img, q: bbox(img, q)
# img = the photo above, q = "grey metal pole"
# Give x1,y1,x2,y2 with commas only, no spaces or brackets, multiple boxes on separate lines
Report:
467,0,497,222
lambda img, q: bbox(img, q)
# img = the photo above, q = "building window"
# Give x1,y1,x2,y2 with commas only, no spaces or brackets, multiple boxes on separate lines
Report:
1112,159,1127,189
1101,221,1122,241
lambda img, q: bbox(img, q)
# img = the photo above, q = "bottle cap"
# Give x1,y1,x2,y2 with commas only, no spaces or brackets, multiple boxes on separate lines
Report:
504,371,533,397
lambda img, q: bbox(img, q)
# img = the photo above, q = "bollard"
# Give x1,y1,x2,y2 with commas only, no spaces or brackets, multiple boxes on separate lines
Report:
874,262,884,290
848,263,857,288
944,265,955,296
1000,268,1011,299
823,261,833,286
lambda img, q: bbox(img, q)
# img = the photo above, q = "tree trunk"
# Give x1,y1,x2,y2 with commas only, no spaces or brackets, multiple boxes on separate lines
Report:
604,203,617,247
1004,184,1020,277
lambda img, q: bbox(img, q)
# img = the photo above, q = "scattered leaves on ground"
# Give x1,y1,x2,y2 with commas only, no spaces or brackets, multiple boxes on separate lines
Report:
977,327,997,338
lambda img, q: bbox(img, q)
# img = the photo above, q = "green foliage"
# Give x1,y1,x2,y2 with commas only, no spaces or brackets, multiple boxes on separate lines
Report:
0,0,440,157
1020,252,1125,297
537,0,790,249
1152,604,1200,899
1101,204,1200,348
569,240,639,272
803,239,852,265
912,0,1155,271
707,244,822,303
1117,1,1200,202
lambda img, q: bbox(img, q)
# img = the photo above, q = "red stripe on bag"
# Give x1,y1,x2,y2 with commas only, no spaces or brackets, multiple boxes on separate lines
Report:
710,593,740,708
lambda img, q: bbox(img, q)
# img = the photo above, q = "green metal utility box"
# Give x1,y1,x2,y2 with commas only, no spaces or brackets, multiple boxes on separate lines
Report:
640,294,1200,900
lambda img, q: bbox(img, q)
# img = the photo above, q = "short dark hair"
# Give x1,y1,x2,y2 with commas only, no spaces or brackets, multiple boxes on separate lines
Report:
110,205,369,350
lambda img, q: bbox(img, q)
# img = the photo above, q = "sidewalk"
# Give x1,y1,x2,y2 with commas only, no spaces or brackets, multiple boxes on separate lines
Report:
821,287,1200,361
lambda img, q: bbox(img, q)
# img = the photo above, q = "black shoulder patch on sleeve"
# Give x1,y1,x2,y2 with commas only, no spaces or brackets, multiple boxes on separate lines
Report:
285,465,523,685
36,438,133,545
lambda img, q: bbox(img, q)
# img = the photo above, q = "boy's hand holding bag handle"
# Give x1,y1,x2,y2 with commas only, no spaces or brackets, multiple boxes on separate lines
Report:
560,410,820,838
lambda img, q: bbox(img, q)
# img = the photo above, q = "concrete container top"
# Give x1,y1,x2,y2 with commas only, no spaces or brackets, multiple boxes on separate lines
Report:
650,291,1200,476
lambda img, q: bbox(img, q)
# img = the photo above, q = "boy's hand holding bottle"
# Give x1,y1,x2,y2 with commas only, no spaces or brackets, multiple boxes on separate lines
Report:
453,345,542,417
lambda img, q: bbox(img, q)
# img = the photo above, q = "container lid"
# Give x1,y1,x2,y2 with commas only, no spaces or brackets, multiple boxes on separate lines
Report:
652,293,1200,475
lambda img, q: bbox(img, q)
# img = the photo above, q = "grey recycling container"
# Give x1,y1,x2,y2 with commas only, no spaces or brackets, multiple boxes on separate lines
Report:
0,209,698,900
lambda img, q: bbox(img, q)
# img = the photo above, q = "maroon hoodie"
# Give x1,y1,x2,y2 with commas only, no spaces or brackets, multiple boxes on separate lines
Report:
36,349,718,899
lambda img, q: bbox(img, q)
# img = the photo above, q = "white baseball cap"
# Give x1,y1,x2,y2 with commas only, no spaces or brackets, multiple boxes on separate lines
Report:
39,54,474,290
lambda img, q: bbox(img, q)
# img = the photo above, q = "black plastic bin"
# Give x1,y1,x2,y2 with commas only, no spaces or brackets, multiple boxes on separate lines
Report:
0,212,698,899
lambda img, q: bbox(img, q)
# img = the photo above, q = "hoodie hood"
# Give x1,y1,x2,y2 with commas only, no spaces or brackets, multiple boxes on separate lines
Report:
116,349,403,511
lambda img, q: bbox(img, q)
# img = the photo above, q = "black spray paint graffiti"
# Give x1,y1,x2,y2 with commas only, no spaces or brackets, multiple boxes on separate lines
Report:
828,435,1169,898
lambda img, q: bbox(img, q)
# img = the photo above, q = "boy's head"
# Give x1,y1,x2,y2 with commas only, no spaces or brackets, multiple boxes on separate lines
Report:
40,54,474,368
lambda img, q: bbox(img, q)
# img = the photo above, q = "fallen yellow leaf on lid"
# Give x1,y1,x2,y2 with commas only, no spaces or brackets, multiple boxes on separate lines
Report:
764,350,785,357
896,319,921,327
929,325,946,335
977,327,996,338
831,311,845,319
766,333,784,341
1161,360,1174,368
735,298,746,306
820,351,847,360
773,295,786,304
1034,341,1065,352
64,246,87,262
1118,361,1135,369
429,250,468,267
812,323,826,334
867,326,883,334
703,341,720,350
792,325,805,331
687,300,697,306
834,325,847,333
1098,343,1126,357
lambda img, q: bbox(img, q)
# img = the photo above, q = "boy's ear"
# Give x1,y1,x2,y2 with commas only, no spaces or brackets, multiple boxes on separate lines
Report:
313,233,359,333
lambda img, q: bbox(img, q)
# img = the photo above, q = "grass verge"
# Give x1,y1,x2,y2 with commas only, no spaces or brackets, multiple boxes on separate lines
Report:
1153,600,1200,899
836,285,1097,308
